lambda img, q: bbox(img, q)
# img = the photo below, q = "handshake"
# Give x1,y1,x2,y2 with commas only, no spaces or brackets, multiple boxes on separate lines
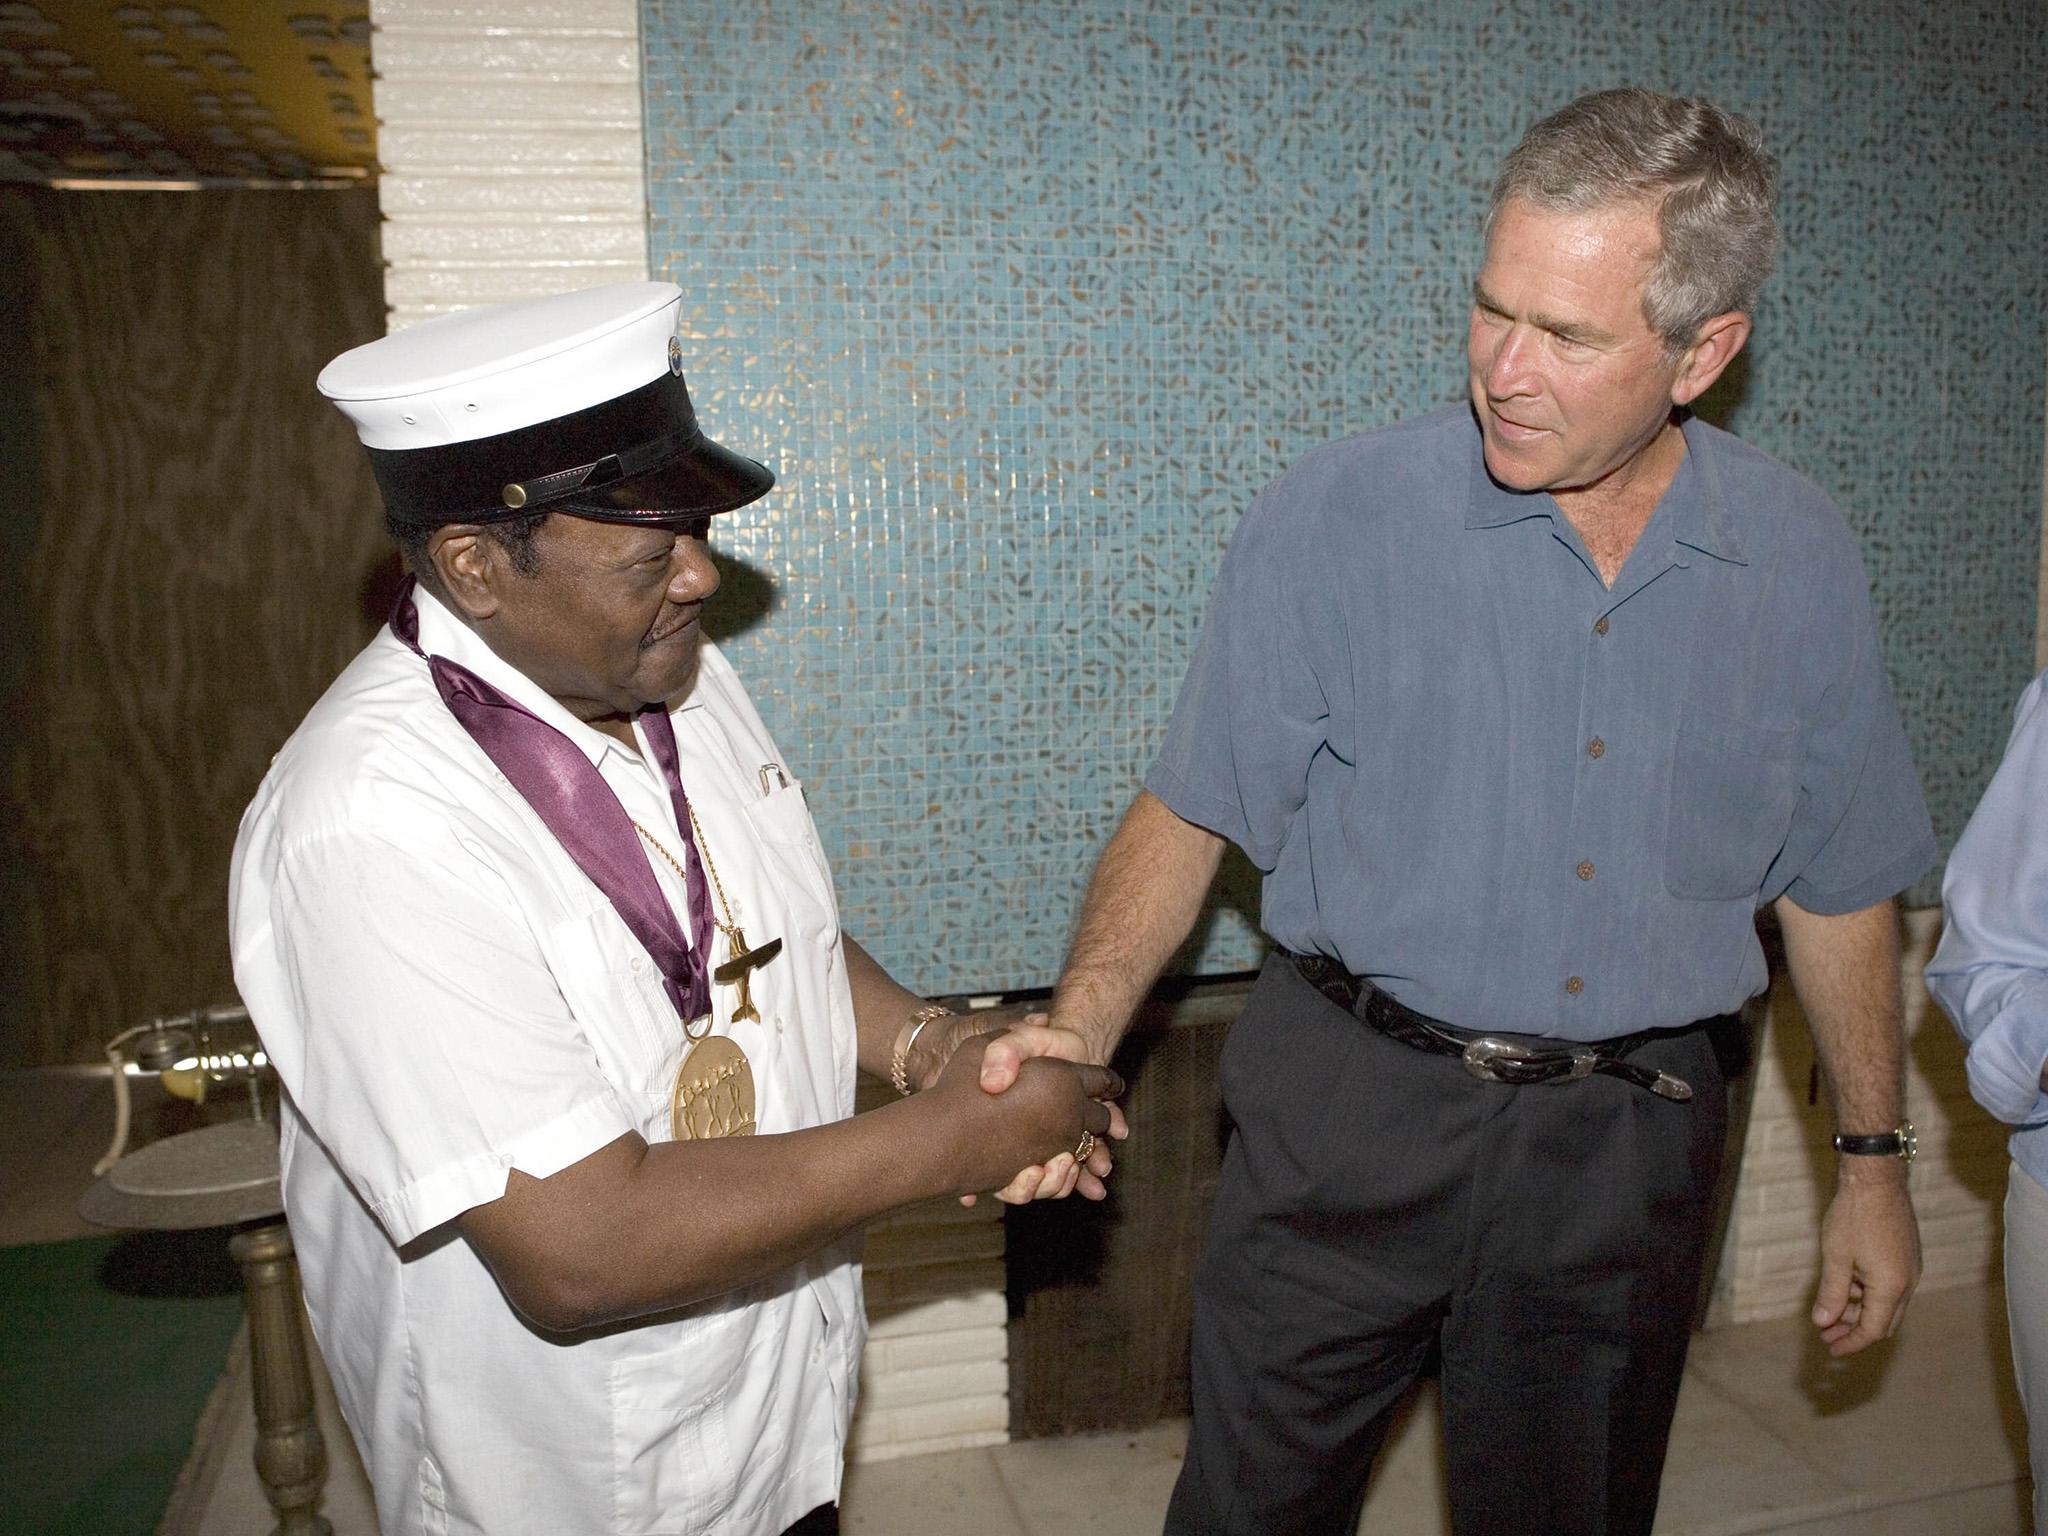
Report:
894,1005,1130,1207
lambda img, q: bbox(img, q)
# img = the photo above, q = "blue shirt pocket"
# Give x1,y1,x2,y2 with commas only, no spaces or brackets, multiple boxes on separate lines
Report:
1664,704,1801,902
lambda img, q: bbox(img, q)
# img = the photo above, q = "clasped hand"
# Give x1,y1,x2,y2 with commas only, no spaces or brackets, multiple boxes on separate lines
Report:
916,1006,1127,1205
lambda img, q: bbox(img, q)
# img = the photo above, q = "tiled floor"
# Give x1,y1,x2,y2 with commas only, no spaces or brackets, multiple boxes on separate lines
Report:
9,1067,2034,1535
842,1277,2032,1535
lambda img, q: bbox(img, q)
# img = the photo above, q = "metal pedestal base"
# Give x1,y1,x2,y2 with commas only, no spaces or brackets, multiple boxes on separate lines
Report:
80,1120,331,1536
230,1222,331,1536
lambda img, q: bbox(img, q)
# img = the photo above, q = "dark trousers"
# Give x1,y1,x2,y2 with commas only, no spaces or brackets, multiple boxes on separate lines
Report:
1164,954,1732,1536
783,1505,837,1535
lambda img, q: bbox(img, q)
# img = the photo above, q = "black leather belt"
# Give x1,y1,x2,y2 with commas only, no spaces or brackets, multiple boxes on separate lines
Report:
1286,951,1696,1102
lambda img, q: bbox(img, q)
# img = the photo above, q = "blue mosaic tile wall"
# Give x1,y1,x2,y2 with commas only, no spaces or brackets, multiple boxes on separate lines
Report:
643,0,2047,992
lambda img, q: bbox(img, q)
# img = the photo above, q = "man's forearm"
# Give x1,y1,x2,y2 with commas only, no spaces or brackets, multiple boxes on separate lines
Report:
1776,896,1908,1139
1053,789,1227,1062
841,934,936,1080
1776,893,1921,1354
463,1047,1117,1331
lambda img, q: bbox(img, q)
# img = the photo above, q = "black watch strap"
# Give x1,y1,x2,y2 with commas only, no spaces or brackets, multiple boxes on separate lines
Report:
1833,1122,1916,1161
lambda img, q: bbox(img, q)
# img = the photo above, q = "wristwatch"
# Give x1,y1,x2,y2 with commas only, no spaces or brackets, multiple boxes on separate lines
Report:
1832,1122,1916,1162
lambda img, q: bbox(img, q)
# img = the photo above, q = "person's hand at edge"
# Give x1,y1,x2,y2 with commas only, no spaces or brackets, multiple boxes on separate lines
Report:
1812,1168,1920,1356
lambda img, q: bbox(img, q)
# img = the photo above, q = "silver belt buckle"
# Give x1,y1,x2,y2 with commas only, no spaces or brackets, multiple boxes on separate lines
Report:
1461,1037,1597,1084
1462,1037,1534,1082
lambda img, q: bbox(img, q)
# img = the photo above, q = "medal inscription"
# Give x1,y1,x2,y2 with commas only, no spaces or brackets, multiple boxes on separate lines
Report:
670,1035,757,1140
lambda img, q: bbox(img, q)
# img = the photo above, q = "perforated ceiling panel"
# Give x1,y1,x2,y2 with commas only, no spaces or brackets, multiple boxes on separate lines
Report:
0,1,373,183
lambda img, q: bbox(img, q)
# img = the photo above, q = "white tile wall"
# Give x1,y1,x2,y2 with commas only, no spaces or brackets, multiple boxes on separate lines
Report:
1710,909,2007,1327
363,0,1010,1463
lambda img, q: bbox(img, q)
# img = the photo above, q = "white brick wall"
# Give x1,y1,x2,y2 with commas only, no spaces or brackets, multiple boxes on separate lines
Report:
362,0,1010,1463
364,0,650,331
1709,908,2008,1326
846,1077,1011,1462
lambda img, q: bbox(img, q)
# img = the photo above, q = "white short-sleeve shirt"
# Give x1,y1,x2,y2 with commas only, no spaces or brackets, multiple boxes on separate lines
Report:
230,588,864,1536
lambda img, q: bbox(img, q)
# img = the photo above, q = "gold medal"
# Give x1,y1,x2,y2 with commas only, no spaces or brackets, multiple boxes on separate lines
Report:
670,1032,757,1139
633,805,783,1142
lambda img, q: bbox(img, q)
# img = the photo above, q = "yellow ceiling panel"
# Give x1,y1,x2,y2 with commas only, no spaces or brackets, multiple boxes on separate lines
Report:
1,0,375,184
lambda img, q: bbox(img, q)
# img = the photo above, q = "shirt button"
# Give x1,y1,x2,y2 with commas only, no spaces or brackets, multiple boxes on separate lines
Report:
1576,861,1595,881
1587,737,1605,758
630,956,644,974
1565,975,1585,995
1593,615,1610,636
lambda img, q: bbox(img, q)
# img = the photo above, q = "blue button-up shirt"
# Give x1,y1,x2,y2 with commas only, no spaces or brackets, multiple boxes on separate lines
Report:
1147,405,1936,1040
1927,668,2048,1186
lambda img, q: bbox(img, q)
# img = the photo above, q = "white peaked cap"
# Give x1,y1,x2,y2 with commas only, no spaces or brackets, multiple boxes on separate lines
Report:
315,282,774,530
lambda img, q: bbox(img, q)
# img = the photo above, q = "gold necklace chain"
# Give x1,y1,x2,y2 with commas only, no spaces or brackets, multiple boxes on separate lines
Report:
633,809,740,940
634,802,782,1035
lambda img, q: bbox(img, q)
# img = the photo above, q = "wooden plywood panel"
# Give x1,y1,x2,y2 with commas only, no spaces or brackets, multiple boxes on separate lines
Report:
1006,983,1246,1437
3,185,387,1066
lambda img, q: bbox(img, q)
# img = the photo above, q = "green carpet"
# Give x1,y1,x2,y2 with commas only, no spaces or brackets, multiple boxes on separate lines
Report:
2,1230,245,1536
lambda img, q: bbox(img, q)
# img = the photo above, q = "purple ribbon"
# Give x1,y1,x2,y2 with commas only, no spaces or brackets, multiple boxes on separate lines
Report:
391,578,715,1023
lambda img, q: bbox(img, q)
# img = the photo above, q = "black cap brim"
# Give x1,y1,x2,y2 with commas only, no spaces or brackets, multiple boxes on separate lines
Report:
552,436,775,524
366,372,775,530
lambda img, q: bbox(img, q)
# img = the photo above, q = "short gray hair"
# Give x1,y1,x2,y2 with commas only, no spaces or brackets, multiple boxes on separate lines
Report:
1488,88,1781,351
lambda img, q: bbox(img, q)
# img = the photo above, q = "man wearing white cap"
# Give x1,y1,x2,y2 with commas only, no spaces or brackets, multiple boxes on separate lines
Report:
230,282,1120,1536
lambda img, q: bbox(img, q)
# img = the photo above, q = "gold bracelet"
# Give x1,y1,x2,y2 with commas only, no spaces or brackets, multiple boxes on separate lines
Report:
890,1002,956,1096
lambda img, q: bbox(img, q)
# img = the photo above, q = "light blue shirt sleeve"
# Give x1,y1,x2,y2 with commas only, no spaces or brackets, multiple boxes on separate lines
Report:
1927,667,2048,1127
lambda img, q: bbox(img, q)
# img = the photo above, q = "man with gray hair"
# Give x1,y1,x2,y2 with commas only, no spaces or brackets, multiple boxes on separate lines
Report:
985,87,1935,1532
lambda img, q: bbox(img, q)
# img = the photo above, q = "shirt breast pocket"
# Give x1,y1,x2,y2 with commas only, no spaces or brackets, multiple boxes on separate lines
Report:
537,902,673,1097
608,1305,754,1533
743,782,838,942
1664,705,1801,902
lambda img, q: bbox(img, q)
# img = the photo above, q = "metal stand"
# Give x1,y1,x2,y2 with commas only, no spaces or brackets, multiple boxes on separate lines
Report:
229,1221,332,1536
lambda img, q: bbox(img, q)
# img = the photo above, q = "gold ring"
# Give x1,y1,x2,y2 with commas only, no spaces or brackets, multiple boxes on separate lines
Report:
1073,1130,1096,1165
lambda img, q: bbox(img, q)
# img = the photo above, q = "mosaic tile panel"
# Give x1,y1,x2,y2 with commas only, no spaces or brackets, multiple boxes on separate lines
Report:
642,0,2047,992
